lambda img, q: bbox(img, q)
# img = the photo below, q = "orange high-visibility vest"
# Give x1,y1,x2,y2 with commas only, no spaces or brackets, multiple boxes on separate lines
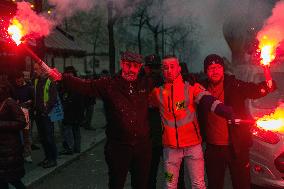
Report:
151,75,210,148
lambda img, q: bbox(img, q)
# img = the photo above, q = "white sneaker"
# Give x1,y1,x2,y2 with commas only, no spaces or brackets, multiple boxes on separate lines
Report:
25,156,33,163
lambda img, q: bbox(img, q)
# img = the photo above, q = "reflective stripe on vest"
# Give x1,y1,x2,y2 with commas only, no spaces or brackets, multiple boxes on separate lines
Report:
159,82,195,128
34,78,51,104
211,99,222,112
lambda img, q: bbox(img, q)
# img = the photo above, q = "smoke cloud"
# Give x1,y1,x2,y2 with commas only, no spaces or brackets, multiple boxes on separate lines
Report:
10,0,279,72
12,0,97,38
15,1,53,37
48,0,96,22
257,1,284,48
147,0,275,71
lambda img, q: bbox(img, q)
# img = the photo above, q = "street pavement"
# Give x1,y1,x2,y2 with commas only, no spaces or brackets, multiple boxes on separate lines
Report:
31,140,235,189
20,100,107,188
30,140,272,189
33,140,150,189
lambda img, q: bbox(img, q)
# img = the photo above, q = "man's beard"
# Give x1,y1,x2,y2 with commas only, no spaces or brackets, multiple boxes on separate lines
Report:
210,75,224,85
122,72,137,81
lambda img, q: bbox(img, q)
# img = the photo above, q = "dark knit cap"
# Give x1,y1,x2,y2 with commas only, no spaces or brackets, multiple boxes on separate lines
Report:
121,51,144,64
64,66,77,76
204,54,224,73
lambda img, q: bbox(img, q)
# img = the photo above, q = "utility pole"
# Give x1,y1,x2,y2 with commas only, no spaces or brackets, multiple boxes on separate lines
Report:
162,16,164,57
160,0,165,57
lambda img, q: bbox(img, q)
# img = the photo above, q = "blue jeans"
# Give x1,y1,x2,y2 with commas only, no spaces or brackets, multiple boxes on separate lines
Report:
35,114,57,161
163,144,206,189
62,123,81,152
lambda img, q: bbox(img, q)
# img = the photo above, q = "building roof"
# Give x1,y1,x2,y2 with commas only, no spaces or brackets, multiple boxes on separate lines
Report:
44,28,86,57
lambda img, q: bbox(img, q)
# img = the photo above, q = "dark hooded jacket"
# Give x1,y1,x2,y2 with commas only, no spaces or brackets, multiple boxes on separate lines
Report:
199,74,275,155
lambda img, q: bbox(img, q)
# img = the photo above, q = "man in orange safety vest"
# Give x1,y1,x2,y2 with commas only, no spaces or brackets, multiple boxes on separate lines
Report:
149,55,234,189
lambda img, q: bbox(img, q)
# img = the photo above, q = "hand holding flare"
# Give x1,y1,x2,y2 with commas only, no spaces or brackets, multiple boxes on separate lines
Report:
7,18,62,81
23,45,62,81
259,43,275,89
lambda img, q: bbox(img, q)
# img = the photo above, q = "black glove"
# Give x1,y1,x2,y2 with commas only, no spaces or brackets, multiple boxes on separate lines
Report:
214,103,234,121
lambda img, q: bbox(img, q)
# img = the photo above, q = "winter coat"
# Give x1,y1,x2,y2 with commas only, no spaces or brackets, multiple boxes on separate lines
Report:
60,89,85,125
199,74,275,155
63,74,155,145
0,98,26,182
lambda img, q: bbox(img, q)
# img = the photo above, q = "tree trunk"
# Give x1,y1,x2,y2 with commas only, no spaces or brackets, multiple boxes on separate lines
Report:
154,31,159,55
161,19,165,58
93,43,96,77
138,24,142,54
107,1,116,75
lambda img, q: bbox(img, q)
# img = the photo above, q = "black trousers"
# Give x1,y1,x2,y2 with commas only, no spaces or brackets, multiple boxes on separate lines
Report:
35,114,57,161
148,145,162,189
104,140,152,189
205,144,250,189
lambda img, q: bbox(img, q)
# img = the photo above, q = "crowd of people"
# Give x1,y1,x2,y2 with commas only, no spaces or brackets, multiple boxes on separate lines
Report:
59,51,276,189
0,51,276,189
0,66,100,189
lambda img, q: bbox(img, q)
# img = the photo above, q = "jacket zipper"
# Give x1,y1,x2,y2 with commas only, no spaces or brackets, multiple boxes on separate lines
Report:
168,96,171,112
171,85,179,147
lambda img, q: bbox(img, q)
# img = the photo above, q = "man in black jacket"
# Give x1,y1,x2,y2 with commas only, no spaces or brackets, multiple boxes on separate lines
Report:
60,51,154,189
59,66,85,155
199,54,276,189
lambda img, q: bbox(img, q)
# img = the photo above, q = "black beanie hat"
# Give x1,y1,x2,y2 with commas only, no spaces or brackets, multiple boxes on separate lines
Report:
204,54,224,73
64,66,77,76
121,51,144,64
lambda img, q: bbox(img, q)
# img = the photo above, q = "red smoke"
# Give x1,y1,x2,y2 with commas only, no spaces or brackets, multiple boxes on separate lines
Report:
13,1,53,39
257,1,284,55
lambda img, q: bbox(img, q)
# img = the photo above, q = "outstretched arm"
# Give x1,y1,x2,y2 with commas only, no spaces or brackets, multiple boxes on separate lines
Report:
62,74,108,98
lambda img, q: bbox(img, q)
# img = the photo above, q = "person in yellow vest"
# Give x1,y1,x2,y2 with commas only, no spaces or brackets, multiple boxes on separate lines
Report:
149,55,234,189
34,63,58,168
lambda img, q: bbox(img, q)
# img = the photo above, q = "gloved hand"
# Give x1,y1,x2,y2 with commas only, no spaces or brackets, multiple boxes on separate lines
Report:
268,80,277,93
49,68,62,81
214,103,235,122
261,80,277,94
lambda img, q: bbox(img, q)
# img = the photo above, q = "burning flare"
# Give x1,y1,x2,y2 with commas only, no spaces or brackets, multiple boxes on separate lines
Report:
5,2,54,45
7,18,25,45
256,104,284,132
256,0,284,66
258,36,277,66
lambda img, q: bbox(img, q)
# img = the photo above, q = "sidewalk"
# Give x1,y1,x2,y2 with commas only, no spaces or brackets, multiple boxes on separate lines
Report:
22,100,107,188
